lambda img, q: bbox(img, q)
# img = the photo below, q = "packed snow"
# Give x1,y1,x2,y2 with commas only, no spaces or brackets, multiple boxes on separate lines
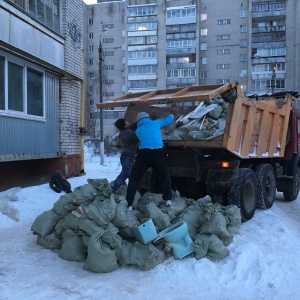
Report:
1,149,300,300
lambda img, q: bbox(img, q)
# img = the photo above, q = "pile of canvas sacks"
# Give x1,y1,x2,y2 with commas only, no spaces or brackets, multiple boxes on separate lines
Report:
31,178,241,273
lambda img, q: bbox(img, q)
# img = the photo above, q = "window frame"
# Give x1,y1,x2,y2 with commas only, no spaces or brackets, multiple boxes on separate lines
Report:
0,52,46,121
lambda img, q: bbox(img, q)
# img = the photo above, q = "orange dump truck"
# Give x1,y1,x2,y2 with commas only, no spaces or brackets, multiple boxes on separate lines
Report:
97,82,300,221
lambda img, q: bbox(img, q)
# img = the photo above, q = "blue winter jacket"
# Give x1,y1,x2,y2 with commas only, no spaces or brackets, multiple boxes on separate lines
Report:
136,114,174,149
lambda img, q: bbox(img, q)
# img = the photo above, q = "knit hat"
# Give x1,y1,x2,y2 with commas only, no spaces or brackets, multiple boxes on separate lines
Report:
114,118,126,130
136,112,149,122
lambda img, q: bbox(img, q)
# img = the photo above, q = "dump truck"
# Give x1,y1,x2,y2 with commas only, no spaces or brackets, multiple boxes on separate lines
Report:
97,81,300,221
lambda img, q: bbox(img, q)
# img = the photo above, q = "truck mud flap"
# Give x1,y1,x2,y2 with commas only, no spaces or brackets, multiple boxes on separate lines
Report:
206,169,238,191
276,176,293,192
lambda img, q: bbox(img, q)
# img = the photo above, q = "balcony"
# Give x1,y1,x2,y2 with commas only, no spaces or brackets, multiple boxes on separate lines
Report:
252,9,286,19
166,47,196,55
166,77,196,85
252,25,285,33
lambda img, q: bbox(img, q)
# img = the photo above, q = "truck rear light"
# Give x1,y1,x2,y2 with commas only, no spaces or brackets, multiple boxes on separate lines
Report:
222,162,229,168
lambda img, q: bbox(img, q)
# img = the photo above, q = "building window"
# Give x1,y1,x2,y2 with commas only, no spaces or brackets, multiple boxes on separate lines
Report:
103,79,114,84
217,19,231,25
201,14,207,21
256,47,286,57
167,39,196,47
89,45,94,52
89,32,94,40
89,72,95,79
240,9,248,17
103,38,114,43
128,80,157,89
89,112,94,120
89,86,94,93
128,65,157,74
89,18,93,26
89,99,94,106
103,65,114,70
128,36,157,45
217,64,230,69
128,22,157,31
89,59,94,66
166,69,196,78
128,5,157,17
166,6,196,19
201,57,207,65
240,25,248,33
217,35,231,41
201,29,208,36
103,92,114,97
217,48,231,54
166,24,196,34
104,51,115,56
102,24,114,30
200,71,207,79
128,50,157,59
240,70,247,77
200,43,207,50
217,79,230,84
240,39,247,48
0,55,44,118
240,54,247,62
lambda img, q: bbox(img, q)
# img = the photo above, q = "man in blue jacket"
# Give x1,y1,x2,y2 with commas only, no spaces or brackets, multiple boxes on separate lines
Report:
126,112,174,210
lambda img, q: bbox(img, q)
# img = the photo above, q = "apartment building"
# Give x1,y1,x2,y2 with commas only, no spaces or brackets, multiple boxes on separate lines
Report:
1,0,84,189
85,0,300,136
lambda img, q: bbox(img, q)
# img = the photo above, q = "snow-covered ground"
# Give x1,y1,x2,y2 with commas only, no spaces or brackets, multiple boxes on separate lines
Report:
1,152,300,300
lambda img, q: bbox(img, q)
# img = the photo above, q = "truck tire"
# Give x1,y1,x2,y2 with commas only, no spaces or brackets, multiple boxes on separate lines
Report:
255,164,276,209
283,163,300,201
228,168,258,222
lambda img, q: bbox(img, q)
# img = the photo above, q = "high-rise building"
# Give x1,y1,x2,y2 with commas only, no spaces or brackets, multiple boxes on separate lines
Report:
84,0,300,136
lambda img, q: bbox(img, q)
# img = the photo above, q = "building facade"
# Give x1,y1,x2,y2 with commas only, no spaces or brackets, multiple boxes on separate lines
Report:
0,0,84,190
85,0,300,137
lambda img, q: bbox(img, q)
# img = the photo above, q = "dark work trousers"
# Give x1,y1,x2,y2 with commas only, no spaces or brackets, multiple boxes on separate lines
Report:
112,152,135,192
126,148,172,206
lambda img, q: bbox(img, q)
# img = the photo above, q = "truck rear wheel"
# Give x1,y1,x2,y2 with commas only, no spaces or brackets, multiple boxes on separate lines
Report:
255,164,276,209
228,168,258,222
283,165,300,201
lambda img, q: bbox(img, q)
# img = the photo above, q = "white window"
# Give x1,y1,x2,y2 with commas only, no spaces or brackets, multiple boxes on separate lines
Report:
89,99,94,106
0,55,45,118
217,19,231,25
240,9,248,17
240,39,247,48
217,64,230,69
217,35,230,41
201,29,208,36
89,45,94,52
89,32,94,40
200,43,207,50
88,18,93,25
240,54,247,62
217,48,231,54
201,57,207,65
201,14,207,21
240,25,247,33
240,69,247,77
200,71,207,79
89,59,94,66
217,79,230,84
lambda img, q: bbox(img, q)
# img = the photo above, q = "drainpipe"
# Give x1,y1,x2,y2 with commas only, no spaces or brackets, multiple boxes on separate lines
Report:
79,50,86,174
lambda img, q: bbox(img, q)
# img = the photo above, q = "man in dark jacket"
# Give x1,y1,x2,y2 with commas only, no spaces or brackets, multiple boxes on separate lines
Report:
126,112,174,210
111,118,139,193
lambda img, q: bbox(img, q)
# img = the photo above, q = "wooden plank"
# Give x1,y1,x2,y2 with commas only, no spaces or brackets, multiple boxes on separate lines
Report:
240,105,255,157
256,110,271,157
226,96,244,152
268,114,279,156
96,81,238,109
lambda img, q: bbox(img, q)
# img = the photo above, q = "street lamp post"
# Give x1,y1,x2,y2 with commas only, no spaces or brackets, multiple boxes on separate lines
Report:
98,35,104,165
